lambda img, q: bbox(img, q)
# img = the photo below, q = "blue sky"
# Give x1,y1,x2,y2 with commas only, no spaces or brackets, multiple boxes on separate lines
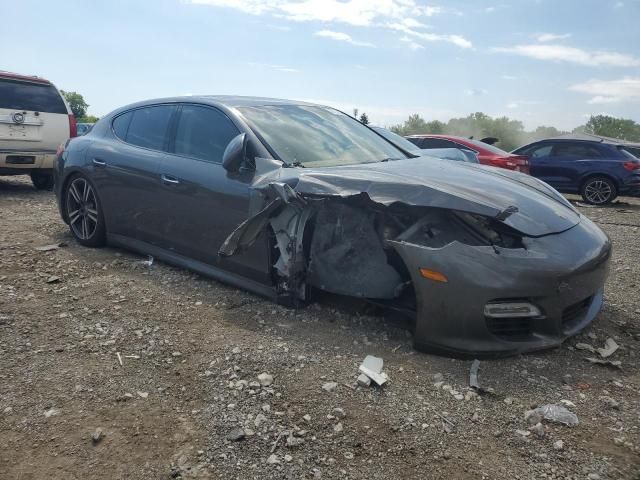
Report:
3,0,639,130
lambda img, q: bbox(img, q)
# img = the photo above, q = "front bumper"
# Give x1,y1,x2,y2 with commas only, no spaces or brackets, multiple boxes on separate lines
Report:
620,174,640,196
390,216,611,357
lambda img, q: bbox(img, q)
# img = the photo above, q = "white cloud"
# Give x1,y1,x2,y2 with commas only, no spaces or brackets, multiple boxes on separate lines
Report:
400,35,423,51
536,32,571,42
190,0,471,49
464,88,488,96
501,74,517,80
388,23,472,48
569,77,640,104
485,6,496,12
193,0,441,26
506,100,540,109
614,1,624,7
492,44,640,67
314,30,375,47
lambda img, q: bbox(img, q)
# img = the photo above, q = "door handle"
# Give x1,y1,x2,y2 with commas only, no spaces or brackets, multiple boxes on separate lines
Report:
92,158,106,167
161,174,180,185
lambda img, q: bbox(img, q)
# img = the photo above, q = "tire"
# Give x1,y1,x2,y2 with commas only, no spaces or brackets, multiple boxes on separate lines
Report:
30,171,54,190
64,174,106,247
580,176,617,205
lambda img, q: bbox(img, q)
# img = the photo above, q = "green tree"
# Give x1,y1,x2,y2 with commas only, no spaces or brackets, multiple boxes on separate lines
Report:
585,115,640,141
61,91,89,118
424,120,446,134
390,114,429,136
77,115,99,123
359,112,369,125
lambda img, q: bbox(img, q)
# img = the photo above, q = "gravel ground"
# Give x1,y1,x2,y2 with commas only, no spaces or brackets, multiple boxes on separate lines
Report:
1,176,639,480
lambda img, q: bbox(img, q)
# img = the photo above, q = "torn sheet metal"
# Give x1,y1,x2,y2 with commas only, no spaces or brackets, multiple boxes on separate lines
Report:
358,355,389,386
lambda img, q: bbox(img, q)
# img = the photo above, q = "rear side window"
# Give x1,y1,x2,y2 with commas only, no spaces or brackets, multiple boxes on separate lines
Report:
124,105,176,151
173,105,239,163
0,79,67,114
422,138,461,149
552,143,602,158
112,111,133,140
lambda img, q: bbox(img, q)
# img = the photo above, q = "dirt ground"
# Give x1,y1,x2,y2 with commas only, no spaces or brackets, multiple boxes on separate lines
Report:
1,175,639,480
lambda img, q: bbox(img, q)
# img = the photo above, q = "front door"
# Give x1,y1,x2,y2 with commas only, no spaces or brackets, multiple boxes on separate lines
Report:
158,104,271,283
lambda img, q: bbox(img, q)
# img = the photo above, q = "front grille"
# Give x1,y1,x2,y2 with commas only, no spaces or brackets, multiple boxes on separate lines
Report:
486,317,533,339
562,296,592,330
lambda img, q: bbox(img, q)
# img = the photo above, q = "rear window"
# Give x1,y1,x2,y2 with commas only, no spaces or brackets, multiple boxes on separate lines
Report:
0,79,67,114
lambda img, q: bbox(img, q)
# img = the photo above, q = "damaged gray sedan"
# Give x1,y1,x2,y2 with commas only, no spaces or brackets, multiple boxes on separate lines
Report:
54,96,611,356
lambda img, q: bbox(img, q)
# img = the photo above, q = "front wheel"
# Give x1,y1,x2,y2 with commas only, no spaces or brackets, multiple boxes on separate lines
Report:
31,171,54,190
65,175,106,247
581,177,617,205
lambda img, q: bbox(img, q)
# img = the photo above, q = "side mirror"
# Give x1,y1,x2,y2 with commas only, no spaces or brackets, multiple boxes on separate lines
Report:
222,133,248,172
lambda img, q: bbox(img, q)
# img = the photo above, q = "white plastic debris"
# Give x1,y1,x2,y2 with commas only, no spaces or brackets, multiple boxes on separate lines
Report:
357,355,389,386
525,404,579,426
596,338,619,358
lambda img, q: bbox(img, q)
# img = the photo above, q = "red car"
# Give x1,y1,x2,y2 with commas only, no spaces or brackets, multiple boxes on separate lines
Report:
406,134,530,174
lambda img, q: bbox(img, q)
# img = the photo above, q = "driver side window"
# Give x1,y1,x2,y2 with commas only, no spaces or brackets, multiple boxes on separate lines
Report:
173,105,240,163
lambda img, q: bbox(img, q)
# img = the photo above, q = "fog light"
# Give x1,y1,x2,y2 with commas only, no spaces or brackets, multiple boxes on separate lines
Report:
484,302,541,318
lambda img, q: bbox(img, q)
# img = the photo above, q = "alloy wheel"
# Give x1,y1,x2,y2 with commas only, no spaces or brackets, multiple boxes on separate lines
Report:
584,179,613,205
66,178,99,240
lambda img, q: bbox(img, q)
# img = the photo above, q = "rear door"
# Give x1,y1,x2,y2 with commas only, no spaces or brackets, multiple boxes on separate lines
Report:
0,78,69,162
548,142,602,189
159,103,270,282
89,104,176,245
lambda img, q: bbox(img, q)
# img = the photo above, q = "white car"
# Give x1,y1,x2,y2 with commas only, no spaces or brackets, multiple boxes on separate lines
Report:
0,71,76,189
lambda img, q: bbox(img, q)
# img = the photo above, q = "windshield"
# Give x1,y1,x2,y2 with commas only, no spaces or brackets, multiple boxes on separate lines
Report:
238,105,407,167
372,127,422,154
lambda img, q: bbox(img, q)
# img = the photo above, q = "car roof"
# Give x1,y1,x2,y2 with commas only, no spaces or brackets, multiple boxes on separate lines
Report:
0,70,52,85
546,132,640,147
121,95,322,110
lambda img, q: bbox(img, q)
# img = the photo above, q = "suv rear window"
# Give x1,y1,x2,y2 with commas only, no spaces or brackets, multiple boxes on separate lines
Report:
0,79,67,114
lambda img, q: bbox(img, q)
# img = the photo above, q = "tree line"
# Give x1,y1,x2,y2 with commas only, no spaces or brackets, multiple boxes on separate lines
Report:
387,112,640,151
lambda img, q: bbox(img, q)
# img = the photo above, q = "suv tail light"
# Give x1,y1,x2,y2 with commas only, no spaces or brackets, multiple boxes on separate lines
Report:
68,114,77,138
623,161,640,171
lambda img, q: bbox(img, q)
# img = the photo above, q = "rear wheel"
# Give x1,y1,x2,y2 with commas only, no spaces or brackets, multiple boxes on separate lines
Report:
580,176,617,205
65,175,106,247
30,171,54,190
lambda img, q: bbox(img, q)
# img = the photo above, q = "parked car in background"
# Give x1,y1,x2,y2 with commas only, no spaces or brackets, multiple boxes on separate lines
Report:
54,96,610,356
406,134,530,174
77,122,94,136
0,71,76,189
513,137,640,205
372,127,479,163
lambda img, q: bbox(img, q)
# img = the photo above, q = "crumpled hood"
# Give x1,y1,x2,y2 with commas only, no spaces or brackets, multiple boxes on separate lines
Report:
281,157,580,237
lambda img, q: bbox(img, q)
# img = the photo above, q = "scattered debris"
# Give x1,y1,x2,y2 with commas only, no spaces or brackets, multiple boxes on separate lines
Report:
357,374,371,387
525,404,579,426
266,454,280,465
601,396,621,410
35,242,67,251
46,275,61,284
586,357,622,369
136,255,154,267
226,428,245,442
575,342,596,353
91,427,105,444
529,422,545,437
322,382,338,393
357,355,389,386
257,373,273,387
116,352,123,367
137,391,149,399
596,338,619,358
553,440,564,451
44,408,61,418
333,422,343,433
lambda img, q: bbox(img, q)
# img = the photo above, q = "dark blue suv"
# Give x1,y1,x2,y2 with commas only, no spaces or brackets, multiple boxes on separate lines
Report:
513,138,640,205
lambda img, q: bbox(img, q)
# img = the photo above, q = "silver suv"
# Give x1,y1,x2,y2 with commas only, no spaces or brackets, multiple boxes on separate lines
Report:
0,71,76,189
